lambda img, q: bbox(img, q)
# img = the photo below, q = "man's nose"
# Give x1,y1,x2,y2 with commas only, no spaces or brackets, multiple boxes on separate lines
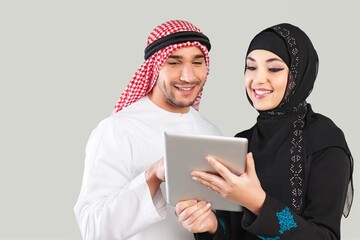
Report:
180,64,195,82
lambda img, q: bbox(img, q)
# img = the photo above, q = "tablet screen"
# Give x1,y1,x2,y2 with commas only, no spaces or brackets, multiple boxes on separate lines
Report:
164,132,248,212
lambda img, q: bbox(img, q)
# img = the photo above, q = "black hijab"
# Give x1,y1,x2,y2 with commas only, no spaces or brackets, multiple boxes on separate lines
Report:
236,23,353,217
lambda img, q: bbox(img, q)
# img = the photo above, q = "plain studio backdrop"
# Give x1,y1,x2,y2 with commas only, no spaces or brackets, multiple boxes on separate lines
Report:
0,0,359,239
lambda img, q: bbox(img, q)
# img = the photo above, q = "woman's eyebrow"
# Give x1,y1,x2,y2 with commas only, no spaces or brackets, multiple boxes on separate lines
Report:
246,56,284,63
266,58,284,63
246,56,255,62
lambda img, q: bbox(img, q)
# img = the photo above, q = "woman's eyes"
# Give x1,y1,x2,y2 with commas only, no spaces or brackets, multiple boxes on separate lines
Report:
269,68,285,73
245,65,284,72
245,66,256,71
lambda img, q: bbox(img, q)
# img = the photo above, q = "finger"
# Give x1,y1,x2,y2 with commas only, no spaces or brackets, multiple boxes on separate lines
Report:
178,200,207,223
246,152,256,174
206,156,233,181
188,208,214,230
155,157,165,182
175,199,198,216
193,207,213,223
208,183,222,195
191,170,214,182
192,175,223,195
191,171,223,190
183,201,211,225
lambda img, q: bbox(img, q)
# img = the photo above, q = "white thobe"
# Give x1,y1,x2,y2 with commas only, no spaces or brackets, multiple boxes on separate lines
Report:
74,96,222,240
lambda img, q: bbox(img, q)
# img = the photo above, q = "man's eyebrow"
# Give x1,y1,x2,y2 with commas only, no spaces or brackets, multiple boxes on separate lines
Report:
168,54,205,59
194,54,205,59
168,55,182,59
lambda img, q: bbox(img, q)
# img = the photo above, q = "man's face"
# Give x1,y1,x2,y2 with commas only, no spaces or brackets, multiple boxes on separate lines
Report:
148,46,207,113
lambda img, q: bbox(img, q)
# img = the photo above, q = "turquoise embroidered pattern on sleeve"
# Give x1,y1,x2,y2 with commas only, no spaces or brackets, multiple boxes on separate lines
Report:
219,219,227,234
276,207,298,234
257,235,280,240
257,206,298,239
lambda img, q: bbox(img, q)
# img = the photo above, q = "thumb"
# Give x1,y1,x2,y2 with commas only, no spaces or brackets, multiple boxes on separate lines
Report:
245,152,256,174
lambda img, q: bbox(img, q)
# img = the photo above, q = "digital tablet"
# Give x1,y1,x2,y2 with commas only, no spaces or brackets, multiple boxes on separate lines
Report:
164,132,248,212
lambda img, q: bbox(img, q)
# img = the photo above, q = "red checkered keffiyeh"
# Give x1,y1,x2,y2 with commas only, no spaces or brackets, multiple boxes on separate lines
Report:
112,20,210,114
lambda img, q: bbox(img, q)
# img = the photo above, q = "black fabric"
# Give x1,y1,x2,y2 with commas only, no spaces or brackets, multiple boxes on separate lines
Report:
194,216,230,240
247,31,290,67
196,138,351,240
245,23,319,112
144,31,211,60
242,23,353,216
195,23,353,240
305,106,354,217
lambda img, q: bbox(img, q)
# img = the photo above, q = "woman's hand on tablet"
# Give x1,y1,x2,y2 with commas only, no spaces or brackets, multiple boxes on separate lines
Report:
191,153,266,215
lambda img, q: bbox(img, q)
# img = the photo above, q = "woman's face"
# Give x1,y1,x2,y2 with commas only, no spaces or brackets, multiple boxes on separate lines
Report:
245,49,289,111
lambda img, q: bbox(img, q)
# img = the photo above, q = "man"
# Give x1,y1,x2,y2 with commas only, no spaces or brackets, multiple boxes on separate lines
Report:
74,20,221,240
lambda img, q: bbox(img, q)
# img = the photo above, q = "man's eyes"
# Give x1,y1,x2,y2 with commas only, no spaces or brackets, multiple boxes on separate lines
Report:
193,61,204,65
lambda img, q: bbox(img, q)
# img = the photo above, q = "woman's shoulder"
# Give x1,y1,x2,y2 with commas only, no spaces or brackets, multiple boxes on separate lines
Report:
306,108,349,155
234,125,255,139
307,110,338,128
306,111,344,139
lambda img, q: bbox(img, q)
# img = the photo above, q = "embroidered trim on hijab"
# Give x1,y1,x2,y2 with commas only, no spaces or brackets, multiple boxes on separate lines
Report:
112,20,211,114
244,23,353,217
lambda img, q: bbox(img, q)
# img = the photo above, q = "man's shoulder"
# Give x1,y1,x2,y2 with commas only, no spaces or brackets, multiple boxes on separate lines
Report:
109,98,149,120
189,108,222,135
92,109,139,133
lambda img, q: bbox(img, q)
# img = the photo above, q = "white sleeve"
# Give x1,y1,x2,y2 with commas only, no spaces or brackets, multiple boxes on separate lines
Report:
74,119,167,240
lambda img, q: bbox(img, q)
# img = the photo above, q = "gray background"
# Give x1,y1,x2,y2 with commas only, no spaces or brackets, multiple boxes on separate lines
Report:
0,0,359,239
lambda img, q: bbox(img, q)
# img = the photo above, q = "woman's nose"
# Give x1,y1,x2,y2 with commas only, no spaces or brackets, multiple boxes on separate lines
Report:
253,69,267,84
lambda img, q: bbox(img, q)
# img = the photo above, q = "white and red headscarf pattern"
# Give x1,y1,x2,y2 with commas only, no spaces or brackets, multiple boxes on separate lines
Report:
112,20,210,114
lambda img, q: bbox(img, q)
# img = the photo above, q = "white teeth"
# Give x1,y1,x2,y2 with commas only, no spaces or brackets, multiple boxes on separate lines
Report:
255,90,271,95
178,87,192,90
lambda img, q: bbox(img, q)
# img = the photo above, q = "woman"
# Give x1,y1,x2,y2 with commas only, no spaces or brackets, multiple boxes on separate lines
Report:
175,23,354,239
